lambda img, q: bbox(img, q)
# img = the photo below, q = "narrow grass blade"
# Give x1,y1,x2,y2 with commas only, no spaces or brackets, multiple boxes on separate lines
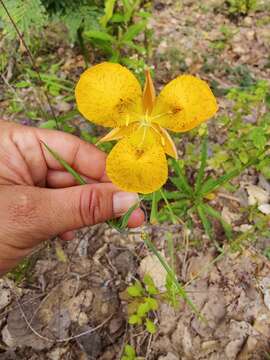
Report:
41,141,86,185
143,232,203,320
159,188,178,224
197,204,213,239
144,190,187,202
202,203,232,239
166,232,175,271
170,159,193,196
197,204,223,252
150,191,159,224
200,152,266,196
195,135,208,194
166,232,179,308
108,202,140,231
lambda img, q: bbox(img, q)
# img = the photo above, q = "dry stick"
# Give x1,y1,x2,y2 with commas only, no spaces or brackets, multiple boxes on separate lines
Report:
0,0,59,129
145,334,153,360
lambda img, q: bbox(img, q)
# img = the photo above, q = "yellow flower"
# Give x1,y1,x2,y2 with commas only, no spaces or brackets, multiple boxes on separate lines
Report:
75,62,218,194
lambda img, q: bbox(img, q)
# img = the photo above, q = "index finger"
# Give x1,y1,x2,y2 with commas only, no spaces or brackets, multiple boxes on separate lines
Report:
36,127,110,182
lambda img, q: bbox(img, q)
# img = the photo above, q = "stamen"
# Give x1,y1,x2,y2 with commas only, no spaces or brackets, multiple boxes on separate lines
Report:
125,114,130,126
138,126,148,148
150,111,173,121
149,124,166,146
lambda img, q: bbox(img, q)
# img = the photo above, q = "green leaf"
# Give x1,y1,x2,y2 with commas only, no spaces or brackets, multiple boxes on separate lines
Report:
0,0,48,45
197,204,213,239
145,319,157,334
108,201,140,231
41,142,86,185
110,13,125,23
121,21,147,42
123,41,146,54
84,30,115,42
15,81,31,88
143,274,155,287
200,150,266,196
143,275,158,295
146,285,158,295
145,297,158,311
122,0,141,23
249,127,267,151
120,202,139,229
150,191,159,224
137,302,150,317
60,9,82,43
239,151,249,164
124,344,136,358
202,203,232,239
128,314,141,325
40,120,57,129
100,0,116,27
127,281,144,297
170,159,193,196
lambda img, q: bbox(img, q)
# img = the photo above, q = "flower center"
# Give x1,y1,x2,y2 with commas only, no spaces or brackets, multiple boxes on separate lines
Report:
137,113,166,149
139,112,151,127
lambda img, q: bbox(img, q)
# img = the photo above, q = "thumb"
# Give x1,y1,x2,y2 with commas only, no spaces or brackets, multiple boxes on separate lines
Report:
43,183,139,235
2,184,139,248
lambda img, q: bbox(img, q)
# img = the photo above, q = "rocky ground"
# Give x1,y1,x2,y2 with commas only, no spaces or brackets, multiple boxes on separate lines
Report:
0,0,270,359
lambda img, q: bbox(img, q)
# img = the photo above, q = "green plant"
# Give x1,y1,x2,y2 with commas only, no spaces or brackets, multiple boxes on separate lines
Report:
84,0,151,73
222,81,270,177
210,25,235,53
127,275,158,334
7,256,36,283
0,0,151,72
226,0,257,15
121,344,140,360
148,131,270,243
142,232,203,320
0,0,102,46
0,0,48,44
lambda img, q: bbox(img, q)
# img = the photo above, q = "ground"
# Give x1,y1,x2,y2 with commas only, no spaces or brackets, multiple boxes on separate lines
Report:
0,0,270,359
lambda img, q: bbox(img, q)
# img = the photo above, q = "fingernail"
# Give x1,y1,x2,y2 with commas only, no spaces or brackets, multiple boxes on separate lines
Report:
113,192,139,217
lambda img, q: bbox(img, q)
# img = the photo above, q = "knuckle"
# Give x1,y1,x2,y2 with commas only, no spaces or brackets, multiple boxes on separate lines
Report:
79,187,110,226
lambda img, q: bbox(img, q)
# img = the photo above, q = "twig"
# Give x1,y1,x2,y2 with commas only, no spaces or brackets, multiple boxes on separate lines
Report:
145,333,153,360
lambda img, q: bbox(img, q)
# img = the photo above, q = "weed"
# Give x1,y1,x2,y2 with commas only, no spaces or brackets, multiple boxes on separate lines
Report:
210,25,236,53
126,275,158,334
226,0,257,16
121,344,141,360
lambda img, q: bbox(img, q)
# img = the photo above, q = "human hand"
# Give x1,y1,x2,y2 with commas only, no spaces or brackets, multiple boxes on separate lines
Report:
0,121,144,274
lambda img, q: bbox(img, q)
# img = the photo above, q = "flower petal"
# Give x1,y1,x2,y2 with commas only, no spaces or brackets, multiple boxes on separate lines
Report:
75,62,143,128
98,122,139,143
143,69,156,115
152,75,218,132
153,124,178,159
106,128,168,194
